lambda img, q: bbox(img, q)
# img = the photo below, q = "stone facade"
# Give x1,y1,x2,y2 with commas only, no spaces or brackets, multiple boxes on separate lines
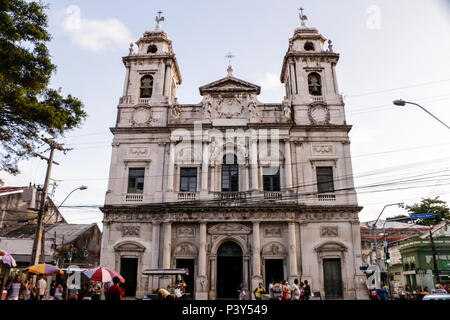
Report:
100,19,368,300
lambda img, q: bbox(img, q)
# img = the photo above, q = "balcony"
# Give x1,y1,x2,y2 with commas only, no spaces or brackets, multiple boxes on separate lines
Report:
213,192,248,201
138,98,151,105
264,191,282,200
317,193,336,202
125,194,144,203
311,96,324,103
177,192,198,201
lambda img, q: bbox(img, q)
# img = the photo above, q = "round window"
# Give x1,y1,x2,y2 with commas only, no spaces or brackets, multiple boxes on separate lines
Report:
304,41,315,51
148,45,158,53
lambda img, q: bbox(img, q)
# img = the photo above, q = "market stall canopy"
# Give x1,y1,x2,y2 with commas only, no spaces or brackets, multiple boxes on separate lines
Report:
23,263,63,276
142,268,189,276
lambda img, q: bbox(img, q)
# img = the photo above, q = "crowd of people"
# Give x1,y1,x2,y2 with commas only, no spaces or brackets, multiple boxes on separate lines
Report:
245,279,312,300
3,273,126,301
369,282,448,300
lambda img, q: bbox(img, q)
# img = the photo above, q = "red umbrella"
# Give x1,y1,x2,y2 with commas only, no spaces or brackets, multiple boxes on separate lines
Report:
82,267,125,283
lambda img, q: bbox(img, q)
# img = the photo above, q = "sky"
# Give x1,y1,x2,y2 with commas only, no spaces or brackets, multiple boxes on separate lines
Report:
2,0,450,229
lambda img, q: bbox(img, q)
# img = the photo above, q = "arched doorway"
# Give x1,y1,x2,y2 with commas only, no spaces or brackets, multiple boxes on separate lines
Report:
217,241,243,299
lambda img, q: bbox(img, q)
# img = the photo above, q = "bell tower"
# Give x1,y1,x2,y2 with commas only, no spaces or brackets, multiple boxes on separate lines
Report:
116,12,182,128
280,9,345,126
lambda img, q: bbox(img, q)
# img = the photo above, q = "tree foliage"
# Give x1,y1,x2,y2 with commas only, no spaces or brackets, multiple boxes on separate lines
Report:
406,197,450,226
0,0,86,174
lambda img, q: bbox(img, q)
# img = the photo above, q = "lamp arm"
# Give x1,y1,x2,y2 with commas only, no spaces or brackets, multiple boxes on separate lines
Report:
406,101,450,130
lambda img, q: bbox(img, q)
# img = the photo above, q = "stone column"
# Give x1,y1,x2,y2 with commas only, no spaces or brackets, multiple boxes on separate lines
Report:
196,222,208,300
288,222,298,283
244,164,250,191
201,142,209,192
160,222,172,289
167,141,175,191
210,164,216,192
243,257,250,299
209,256,216,299
251,222,263,299
250,138,259,190
150,222,161,290
162,222,171,269
284,139,293,189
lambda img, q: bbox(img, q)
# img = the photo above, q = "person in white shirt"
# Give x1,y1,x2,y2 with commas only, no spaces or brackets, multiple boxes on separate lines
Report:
37,274,47,300
268,279,275,300
291,279,300,300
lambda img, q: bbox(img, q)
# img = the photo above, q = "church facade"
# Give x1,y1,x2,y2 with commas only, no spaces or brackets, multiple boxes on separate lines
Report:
100,15,368,300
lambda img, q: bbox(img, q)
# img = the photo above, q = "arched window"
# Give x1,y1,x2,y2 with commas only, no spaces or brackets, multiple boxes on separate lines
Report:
304,41,315,51
308,72,322,96
222,154,239,192
140,75,153,98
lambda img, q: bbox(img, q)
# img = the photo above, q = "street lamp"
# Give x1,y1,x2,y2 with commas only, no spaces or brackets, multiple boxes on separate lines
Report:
370,202,404,269
57,185,88,209
393,99,450,130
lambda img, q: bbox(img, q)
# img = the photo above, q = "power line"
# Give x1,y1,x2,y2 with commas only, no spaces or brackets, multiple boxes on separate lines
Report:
344,78,450,99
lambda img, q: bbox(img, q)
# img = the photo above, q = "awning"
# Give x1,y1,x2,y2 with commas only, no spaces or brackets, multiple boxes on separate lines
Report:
142,268,188,276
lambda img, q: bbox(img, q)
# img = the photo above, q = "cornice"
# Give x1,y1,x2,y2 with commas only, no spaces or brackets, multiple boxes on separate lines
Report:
101,203,362,224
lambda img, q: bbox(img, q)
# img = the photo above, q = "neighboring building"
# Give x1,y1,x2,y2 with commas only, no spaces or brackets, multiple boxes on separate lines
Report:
100,14,368,300
0,186,65,232
400,221,450,290
360,220,430,267
0,222,101,268
361,220,450,292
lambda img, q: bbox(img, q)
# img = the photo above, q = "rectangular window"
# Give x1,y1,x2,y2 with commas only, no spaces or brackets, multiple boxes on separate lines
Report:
128,168,145,194
263,167,281,191
316,167,334,193
180,168,198,192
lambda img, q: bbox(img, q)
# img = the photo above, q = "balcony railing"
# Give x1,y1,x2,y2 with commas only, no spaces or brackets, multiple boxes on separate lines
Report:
125,194,144,202
177,192,198,201
264,191,282,200
311,96,324,103
213,192,248,201
317,193,336,201
138,98,151,105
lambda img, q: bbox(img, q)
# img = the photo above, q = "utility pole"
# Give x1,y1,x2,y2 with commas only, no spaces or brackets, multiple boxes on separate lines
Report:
30,138,67,265
429,228,440,287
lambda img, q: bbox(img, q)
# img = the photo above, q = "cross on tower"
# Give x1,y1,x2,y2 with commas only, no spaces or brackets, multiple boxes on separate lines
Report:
155,10,165,30
225,52,235,68
225,52,235,77
299,7,308,27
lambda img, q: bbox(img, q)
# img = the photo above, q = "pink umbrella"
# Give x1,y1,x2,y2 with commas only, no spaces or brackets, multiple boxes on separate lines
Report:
82,267,125,283
0,250,16,267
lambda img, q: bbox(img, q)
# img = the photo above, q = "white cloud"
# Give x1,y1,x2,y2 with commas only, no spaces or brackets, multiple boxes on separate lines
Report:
254,72,285,102
256,72,283,91
61,5,133,53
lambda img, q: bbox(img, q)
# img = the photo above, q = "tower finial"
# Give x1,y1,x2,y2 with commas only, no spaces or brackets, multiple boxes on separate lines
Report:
225,52,235,77
155,10,165,30
299,7,308,27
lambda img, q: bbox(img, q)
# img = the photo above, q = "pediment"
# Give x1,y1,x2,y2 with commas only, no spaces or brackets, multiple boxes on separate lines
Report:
208,223,252,235
199,76,261,96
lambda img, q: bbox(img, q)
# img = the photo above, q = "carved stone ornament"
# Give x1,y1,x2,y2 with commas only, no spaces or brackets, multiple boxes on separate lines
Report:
262,242,287,256
202,96,213,119
174,242,198,256
129,147,149,157
312,145,334,155
264,227,282,237
308,104,330,125
171,104,181,119
177,226,195,238
122,226,140,237
216,94,245,119
131,107,154,126
321,226,339,237
208,223,251,235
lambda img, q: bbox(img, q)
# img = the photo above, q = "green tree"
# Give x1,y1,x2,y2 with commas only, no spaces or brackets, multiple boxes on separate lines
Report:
0,0,86,174
406,197,450,226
